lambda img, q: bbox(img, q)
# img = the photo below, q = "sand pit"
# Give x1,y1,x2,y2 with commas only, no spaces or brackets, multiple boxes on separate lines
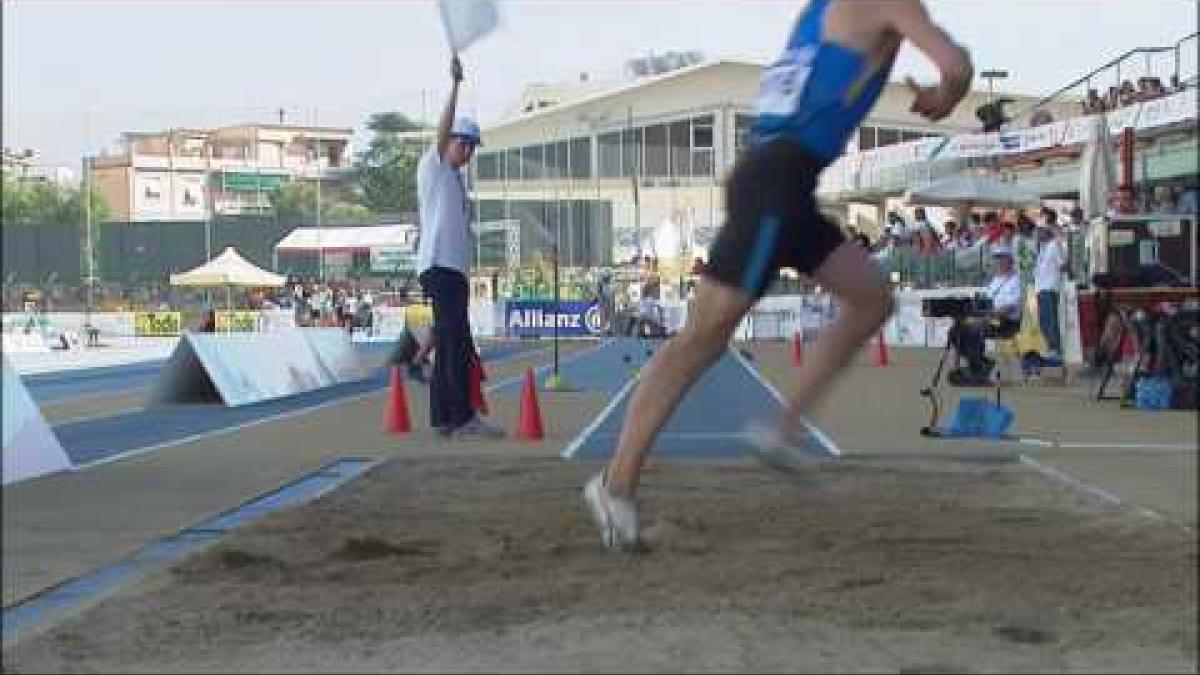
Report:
4,455,1196,673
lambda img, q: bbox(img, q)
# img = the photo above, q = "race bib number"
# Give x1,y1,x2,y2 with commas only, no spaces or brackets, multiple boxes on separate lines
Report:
756,47,815,117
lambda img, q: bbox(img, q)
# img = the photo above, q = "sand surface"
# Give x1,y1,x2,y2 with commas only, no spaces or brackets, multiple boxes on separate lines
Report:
5,454,1195,673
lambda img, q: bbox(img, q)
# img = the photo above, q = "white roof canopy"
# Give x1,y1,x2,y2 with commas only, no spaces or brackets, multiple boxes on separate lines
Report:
902,173,1041,208
274,225,417,253
170,247,286,287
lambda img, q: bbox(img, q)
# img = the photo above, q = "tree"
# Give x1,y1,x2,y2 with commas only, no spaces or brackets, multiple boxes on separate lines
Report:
268,180,373,225
354,111,424,215
367,111,421,134
1,172,111,226
268,180,319,223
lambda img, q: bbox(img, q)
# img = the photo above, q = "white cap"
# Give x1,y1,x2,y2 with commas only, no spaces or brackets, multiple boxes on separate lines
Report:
450,117,482,145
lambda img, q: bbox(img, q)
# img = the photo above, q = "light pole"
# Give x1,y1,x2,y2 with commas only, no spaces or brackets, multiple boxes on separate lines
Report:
980,69,1009,105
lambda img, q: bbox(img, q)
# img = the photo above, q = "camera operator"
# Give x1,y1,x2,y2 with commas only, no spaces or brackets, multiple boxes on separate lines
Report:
948,245,1023,384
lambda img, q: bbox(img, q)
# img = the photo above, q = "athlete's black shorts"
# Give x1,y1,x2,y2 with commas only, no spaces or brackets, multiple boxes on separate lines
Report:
704,138,846,299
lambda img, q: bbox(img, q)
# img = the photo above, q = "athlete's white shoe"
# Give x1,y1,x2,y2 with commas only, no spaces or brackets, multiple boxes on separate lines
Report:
744,419,820,474
582,471,640,551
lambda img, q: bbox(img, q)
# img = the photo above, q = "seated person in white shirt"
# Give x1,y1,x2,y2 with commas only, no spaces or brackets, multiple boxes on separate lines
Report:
948,246,1023,383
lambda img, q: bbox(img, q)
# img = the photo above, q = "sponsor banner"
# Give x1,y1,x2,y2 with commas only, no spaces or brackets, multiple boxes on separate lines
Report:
299,327,366,383
1061,114,1099,146
939,132,1002,159
504,300,603,338
370,247,417,273
1137,89,1198,130
258,309,297,332
150,329,337,407
134,311,182,337
2,355,72,484
215,310,259,333
371,306,407,338
468,300,499,338
1106,103,1142,133
1,312,137,338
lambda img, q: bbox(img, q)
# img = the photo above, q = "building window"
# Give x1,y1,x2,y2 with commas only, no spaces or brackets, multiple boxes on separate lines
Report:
478,199,506,222
521,144,545,180
668,119,691,177
546,141,568,178
692,115,714,177
876,128,901,148
643,124,668,177
598,131,622,178
734,114,755,156
505,149,521,182
622,128,642,178
569,137,592,179
858,126,877,151
476,152,502,181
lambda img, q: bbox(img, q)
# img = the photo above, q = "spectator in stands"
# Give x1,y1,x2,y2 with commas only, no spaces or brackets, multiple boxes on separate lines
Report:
1106,85,1120,110
916,214,942,256
1068,205,1086,230
1118,80,1137,107
1014,211,1038,285
1178,186,1199,214
951,220,976,250
199,309,217,333
1083,88,1105,114
981,211,1004,244
1029,108,1055,127
887,210,913,247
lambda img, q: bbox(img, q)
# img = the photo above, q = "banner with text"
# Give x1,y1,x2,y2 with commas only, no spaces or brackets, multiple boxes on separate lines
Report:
504,300,603,338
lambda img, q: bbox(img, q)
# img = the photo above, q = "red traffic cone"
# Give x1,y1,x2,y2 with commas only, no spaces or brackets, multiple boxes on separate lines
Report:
873,330,890,367
515,367,545,441
384,366,411,433
791,330,804,366
469,356,489,415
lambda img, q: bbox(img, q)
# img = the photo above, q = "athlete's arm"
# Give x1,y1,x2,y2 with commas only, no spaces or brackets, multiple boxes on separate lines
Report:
886,0,973,121
437,54,464,161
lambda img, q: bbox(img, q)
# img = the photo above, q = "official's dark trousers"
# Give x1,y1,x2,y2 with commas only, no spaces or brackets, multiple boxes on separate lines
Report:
418,266,476,431
1037,290,1061,355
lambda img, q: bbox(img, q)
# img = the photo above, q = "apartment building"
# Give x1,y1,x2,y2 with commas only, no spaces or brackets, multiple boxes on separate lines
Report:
89,124,353,222
1,148,76,184
470,58,1061,288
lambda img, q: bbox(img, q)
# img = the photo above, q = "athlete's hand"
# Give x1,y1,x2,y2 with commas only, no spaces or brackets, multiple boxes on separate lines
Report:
905,76,956,122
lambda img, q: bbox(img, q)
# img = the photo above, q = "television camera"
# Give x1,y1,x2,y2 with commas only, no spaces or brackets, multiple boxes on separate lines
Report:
921,294,994,319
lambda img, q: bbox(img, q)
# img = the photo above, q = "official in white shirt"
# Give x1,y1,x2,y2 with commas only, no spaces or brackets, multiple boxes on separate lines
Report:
415,54,503,439
1033,208,1067,358
948,245,1024,384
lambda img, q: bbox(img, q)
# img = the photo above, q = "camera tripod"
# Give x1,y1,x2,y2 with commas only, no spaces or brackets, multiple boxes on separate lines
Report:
919,323,1004,438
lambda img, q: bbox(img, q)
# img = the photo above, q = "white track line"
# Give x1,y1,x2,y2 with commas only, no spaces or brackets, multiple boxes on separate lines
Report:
1016,454,1175,524
76,346,563,471
561,365,640,460
1020,440,1196,451
728,347,842,457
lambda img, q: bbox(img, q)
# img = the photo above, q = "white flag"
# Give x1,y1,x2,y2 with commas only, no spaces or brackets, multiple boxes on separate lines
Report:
438,0,500,52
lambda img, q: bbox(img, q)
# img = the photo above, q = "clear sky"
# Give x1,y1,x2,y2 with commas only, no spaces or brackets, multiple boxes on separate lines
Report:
3,0,1197,168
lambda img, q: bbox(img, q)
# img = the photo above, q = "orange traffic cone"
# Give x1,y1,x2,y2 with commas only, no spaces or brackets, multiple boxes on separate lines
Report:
515,367,545,441
873,330,890,367
791,330,804,366
384,366,411,433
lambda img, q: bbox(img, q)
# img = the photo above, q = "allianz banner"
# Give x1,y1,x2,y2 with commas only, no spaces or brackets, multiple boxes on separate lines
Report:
505,300,603,338
134,311,181,337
